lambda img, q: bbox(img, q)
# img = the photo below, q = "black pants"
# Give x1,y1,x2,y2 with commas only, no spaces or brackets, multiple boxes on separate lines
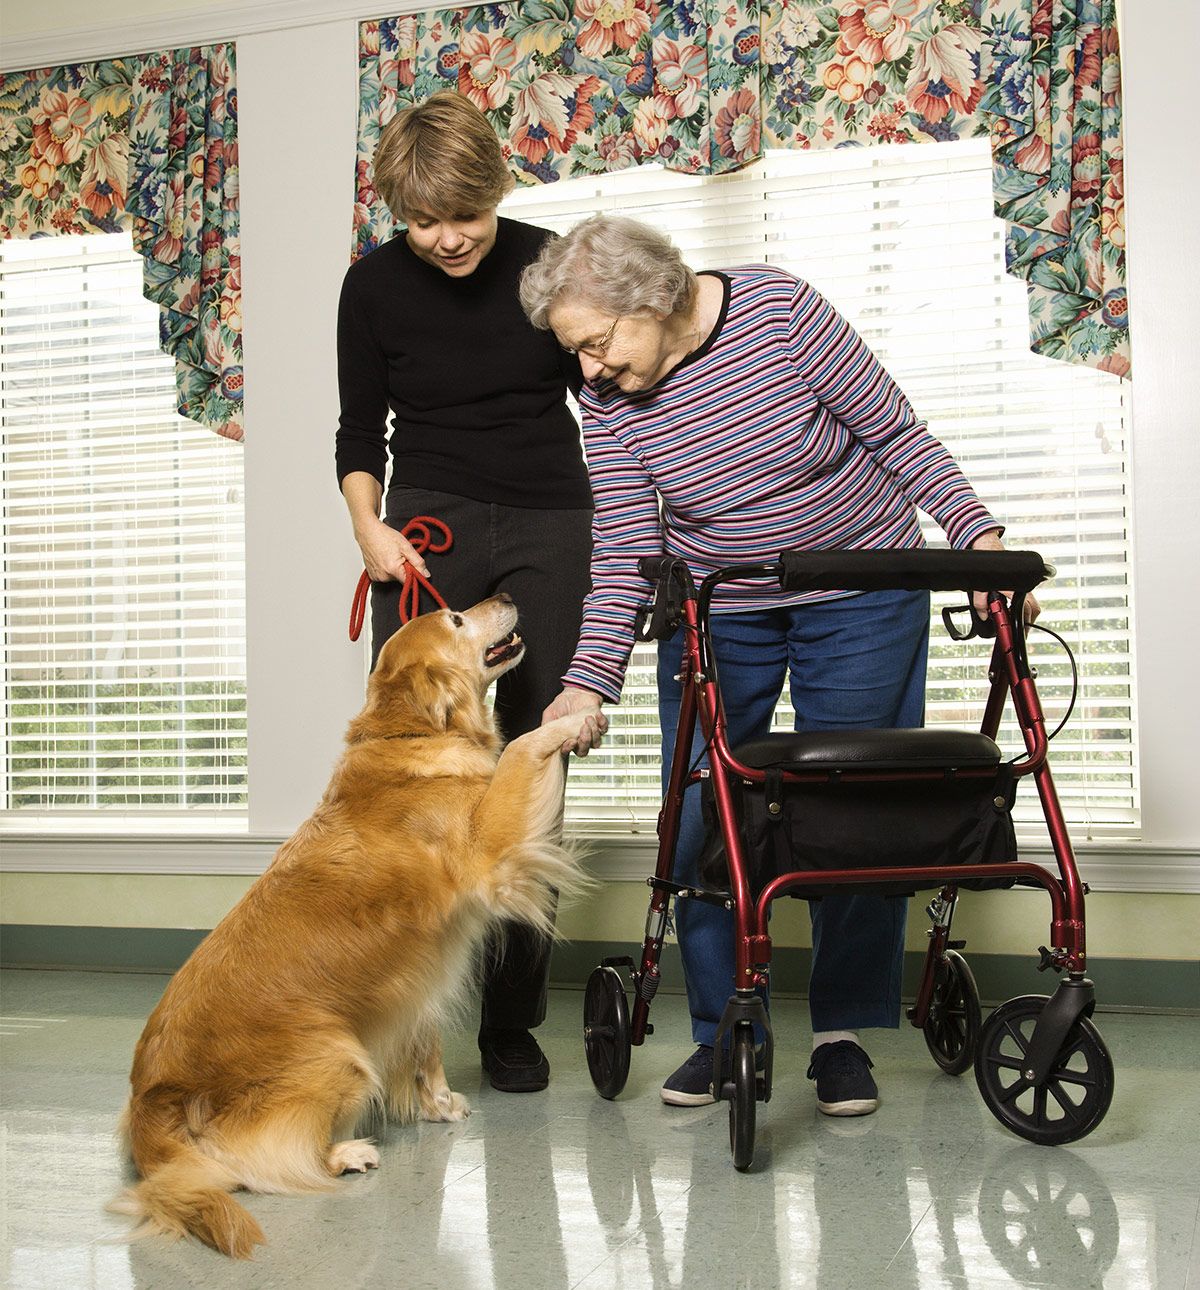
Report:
371,485,593,1035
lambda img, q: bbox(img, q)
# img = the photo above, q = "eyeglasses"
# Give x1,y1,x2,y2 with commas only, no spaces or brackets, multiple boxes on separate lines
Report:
564,315,622,360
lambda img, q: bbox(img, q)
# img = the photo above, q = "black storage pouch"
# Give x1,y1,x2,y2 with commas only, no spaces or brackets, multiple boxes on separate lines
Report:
699,764,1018,899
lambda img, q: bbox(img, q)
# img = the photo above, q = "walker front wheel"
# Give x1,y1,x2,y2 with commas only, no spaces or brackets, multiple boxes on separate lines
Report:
974,995,1114,1145
923,949,981,1076
728,1025,757,1171
583,966,632,1100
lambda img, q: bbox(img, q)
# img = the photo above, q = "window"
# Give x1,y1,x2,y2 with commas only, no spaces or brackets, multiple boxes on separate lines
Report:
506,141,1134,839
1,233,247,827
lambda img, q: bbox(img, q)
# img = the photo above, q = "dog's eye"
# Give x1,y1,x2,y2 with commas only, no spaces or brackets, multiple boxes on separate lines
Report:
450,614,464,627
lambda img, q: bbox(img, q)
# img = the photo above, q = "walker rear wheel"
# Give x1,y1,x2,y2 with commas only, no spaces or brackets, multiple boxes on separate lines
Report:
727,1025,757,1171
923,949,981,1076
974,995,1114,1145
583,966,632,1100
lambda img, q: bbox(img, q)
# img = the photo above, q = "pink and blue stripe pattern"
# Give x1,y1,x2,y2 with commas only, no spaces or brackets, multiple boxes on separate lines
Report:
565,265,999,702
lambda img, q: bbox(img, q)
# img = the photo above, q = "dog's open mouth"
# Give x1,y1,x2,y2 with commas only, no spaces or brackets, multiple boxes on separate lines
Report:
485,630,524,668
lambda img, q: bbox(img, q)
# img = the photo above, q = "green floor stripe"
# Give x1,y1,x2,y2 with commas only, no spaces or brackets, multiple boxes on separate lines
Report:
552,942,1199,1012
2,924,1197,1011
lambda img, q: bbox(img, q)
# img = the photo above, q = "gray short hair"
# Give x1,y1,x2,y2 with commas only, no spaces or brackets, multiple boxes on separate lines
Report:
519,215,697,329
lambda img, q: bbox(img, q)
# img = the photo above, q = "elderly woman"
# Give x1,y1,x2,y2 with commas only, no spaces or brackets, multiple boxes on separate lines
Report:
335,92,594,1094
520,214,1032,1113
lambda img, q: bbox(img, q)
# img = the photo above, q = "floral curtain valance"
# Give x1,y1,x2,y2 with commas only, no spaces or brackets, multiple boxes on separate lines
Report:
982,0,1127,375
0,45,244,439
355,1,1128,377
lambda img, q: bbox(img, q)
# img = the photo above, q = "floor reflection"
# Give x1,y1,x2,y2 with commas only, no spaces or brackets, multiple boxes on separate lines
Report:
976,1145,1120,1284
1,972,1196,1290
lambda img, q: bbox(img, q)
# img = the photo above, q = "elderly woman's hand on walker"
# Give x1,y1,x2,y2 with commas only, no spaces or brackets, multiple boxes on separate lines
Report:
969,529,1041,625
543,685,608,756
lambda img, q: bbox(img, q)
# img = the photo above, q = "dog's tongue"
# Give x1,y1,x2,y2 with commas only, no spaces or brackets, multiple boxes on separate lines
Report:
487,631,518,661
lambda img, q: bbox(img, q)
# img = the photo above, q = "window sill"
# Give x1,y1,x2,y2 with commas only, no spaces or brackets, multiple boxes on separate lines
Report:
0,832,1196,893
0,814,248,837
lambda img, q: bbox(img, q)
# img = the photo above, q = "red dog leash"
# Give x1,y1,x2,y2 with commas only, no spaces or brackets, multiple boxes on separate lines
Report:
349,516,454,641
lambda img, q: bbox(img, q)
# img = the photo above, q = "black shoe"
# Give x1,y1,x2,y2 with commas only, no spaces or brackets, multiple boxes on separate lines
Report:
480,1029,550,1092
806,1040,879,1116
660,1045,716,1106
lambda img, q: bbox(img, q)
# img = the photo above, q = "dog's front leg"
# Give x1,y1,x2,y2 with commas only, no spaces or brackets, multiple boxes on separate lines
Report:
470,715,583,855
414,1035,469,1123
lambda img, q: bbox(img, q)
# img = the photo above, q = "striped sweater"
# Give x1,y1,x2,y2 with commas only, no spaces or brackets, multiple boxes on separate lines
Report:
563,265,1000,704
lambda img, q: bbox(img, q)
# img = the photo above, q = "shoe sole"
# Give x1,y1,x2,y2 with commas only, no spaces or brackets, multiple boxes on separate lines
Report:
481,1059,549,1093
817,1097,878,1116
488,1077,549,1093
660,1087,716,1107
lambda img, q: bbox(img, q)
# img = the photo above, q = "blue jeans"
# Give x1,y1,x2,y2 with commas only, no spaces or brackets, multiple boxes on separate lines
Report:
657,589,931,1045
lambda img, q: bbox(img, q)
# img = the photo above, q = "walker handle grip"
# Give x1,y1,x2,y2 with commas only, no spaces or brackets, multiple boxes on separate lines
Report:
638,557,676,582
778,548,1050,595
635,557,693,641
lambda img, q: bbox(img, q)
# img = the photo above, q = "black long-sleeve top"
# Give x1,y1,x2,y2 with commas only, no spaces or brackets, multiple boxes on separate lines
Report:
335,217,592,509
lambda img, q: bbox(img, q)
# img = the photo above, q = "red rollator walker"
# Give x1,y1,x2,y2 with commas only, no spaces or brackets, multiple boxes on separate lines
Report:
581,548,1113,1170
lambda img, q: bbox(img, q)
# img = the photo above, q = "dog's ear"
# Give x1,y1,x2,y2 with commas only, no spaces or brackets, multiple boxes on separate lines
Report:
349,659,473,741
404,661,463,732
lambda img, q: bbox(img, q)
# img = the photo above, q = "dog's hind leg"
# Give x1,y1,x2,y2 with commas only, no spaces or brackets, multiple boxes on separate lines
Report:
326,1138,380,1175
217,1045,383,1191
325,1052,384,1177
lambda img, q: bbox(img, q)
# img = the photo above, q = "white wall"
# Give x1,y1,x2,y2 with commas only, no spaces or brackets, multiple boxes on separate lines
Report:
1121,1,1200,848
237,18,368,833
2,1,1198,887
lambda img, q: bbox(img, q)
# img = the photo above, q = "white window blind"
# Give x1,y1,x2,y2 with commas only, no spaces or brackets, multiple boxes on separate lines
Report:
506,140,1135,839
1,232,247,825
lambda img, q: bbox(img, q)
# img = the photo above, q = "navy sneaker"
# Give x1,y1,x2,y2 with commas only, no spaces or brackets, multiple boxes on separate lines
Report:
479,1029,550,1092
806,1040,878,1116
660,1045,717,1106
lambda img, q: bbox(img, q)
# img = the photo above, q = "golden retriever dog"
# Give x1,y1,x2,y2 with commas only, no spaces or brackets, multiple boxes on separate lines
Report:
110,594,589,1258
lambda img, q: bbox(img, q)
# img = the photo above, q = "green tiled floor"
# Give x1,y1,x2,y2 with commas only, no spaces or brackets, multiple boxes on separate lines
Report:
2,968,1197,1289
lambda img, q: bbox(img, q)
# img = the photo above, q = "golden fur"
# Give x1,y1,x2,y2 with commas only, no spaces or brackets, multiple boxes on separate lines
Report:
110,595,586,1258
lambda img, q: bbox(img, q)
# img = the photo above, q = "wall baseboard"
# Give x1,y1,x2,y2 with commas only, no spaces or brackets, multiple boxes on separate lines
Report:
2,925,1196,1013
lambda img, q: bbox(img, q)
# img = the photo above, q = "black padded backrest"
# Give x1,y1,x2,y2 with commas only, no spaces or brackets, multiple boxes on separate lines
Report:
778,548,1049,595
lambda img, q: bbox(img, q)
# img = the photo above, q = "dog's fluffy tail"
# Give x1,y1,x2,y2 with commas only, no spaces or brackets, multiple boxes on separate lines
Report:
110,1096,265,1260
485,840,591,938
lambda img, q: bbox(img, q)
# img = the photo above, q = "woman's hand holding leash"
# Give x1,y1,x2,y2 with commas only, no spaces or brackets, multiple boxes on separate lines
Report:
354,515,430,582
348,516,453,641
543,685,608,756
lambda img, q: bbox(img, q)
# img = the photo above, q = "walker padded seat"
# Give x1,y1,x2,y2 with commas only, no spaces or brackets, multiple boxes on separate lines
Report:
731,728,1003,774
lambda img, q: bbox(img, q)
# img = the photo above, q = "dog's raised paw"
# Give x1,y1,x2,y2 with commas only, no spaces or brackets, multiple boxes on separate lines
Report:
328,1139,380,1175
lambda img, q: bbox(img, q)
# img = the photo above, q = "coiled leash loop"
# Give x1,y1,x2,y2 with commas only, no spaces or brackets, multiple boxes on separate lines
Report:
349,515,454,641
